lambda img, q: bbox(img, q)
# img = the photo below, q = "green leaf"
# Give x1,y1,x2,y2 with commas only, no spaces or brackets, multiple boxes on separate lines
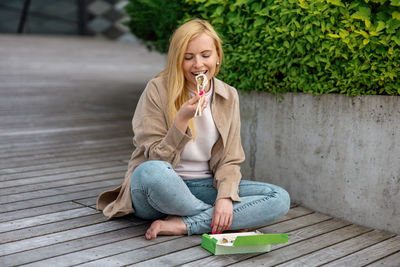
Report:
392,36,400,46
284,41,290,49
254,16,265,27
328,33,340,38
352,7,371,22
339,29,349,38
387,19,400,33
355,30,369,38
376,21,386,32
390,0,400,6
392,11,400,20
326,0,345,7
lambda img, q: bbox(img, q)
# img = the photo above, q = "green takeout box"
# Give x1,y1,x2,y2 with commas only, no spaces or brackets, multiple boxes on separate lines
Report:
201,232,288,255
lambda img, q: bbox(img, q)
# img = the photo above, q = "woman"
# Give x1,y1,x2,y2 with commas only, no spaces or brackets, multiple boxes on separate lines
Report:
97,19,290,240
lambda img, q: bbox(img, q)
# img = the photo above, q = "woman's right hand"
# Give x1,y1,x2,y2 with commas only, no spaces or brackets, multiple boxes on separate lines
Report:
174,94,207,132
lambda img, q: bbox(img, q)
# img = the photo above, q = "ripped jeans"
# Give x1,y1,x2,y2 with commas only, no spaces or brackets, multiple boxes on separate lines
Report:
130,160,290,235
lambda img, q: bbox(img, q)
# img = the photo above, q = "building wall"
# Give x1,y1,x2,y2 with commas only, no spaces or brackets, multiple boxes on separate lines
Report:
240,92,400,234
0,0,137,42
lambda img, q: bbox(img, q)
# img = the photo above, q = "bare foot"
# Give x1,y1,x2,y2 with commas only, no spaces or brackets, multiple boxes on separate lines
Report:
145,215,187,240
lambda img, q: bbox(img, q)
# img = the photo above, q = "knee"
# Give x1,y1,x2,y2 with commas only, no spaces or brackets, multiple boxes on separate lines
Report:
131,160,174,188
274,186,291,216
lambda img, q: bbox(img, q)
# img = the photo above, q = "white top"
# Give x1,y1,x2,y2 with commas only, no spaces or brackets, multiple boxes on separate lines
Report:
175,80,220,180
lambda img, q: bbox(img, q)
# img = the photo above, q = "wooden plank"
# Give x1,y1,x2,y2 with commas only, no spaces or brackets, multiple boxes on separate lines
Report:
0,135,129,155
0,151,127,176
0,138,128,159
259,212,331,233
0,127,129,146
0,171,124,196
0,145,128,170
182,218,351,267
0,207,98,233
0,160,126,182
0,122,128,137
0,217,140,257
265,206,313,225
0,178,122,204
367,251,400,267
21,206,313,266
323,236,400,266
0,148,130,171
129,246,210,267
0,133,129,151
0,143,129,164
178,211,329,267
278,230,395,267
0,201,83,223
0,165,125,188
0,186,118,213
73,197,98,207
78,236,202,267
228,224,371,267
0,213,111,244
25,235,181,267
0,118,130,132
0,225,149,266
0,117,130,132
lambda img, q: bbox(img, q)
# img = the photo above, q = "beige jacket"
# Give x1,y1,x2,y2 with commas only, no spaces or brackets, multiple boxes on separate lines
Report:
97,76,245,218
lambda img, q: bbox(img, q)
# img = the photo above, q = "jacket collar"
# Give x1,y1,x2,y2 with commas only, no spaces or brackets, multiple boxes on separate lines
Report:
212,77,229,99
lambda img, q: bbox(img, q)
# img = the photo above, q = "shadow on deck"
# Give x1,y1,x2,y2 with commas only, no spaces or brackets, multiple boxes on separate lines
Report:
0,35,398,266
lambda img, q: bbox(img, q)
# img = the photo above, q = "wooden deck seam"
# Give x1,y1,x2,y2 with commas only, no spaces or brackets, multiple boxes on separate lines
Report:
0,161,126,182
364,249,400,267
0,139,131,156
256,210,315,227
0,132,132,149
0,180,122,205
0,155,128,176
0,175,123,195
72,200,98,210
0,185,120,213
0,223,141,259
277,228,379,267
75,236,200,267
0,167,126,188
320,236,399,267
0,151,130,171
0,144,130,161
0,135,131,149
227,223,356,266
11,226,160,266
0,201,94,224
0,207,100,235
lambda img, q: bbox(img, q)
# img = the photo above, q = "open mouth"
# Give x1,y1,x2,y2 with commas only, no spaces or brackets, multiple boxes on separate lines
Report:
191,70,207,76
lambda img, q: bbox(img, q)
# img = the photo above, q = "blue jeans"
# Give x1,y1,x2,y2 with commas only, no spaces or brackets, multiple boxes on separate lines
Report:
130,160,290,235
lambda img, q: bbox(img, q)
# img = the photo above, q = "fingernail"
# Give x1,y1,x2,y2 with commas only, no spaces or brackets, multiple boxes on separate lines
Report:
225,227,229,230
212,231,215,234
199,90,204,96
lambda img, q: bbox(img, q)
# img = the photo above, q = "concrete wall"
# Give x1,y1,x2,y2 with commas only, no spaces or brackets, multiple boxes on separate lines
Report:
239,92,400,234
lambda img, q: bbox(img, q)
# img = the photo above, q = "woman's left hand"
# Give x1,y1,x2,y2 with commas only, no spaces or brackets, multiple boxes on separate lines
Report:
211,198,233,234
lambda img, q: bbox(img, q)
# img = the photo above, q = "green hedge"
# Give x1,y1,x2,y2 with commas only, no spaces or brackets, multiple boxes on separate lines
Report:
125,0,400,96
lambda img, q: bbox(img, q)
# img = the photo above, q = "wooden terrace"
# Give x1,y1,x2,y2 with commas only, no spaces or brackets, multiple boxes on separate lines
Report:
0,35,399,266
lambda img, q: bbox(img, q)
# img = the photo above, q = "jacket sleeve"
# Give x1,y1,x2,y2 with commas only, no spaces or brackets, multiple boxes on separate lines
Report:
132,79,192,167
213,90,245,202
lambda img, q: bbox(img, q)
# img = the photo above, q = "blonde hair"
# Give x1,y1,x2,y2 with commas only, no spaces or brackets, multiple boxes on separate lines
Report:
158,19,223,137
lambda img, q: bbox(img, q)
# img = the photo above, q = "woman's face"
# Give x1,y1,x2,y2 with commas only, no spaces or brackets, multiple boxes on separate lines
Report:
182,33,219,92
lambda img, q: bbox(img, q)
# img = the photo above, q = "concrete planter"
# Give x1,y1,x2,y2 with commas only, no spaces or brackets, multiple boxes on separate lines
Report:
239,92,400,234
